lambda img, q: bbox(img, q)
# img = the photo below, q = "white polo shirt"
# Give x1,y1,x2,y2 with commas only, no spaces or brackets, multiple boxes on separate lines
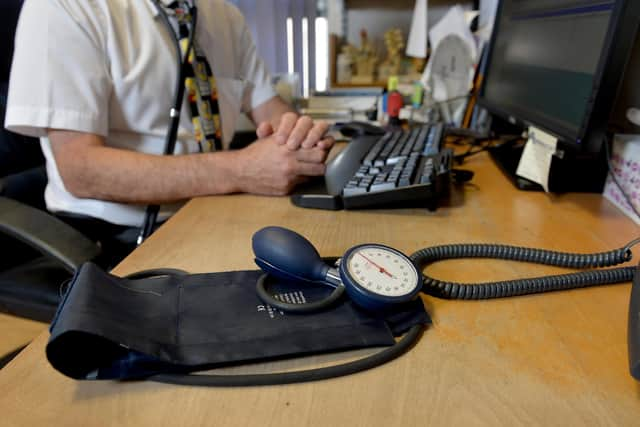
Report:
5,0,277,226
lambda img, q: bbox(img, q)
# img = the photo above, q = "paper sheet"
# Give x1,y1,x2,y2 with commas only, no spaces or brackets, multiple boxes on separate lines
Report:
420,5,478,105
406,0,429,58
516,127,558,192
429,5,477,62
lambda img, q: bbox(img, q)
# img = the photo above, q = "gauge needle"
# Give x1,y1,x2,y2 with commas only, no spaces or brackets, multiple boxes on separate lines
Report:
358,253,395,278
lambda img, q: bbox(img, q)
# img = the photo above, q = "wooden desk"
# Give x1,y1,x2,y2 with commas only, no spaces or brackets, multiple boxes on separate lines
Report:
1,152,639,426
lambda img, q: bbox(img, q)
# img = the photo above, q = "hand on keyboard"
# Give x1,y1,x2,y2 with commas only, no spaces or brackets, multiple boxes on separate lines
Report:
234,134,329,196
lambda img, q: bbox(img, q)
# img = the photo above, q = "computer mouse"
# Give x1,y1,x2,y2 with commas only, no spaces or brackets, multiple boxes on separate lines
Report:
338,121,386,137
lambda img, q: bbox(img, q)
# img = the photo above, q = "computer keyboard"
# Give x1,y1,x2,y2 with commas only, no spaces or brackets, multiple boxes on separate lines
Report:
291,123,452,210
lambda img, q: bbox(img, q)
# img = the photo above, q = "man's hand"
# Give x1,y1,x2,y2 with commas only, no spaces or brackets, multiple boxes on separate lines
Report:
231,134,329,196
256,112,334,151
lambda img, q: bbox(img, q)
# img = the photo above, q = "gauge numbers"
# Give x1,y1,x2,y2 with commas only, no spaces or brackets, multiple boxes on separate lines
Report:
345,245,419,298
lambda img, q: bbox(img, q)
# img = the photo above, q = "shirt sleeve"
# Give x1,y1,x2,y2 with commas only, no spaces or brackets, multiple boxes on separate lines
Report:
226,4,277,112
5,0,111,138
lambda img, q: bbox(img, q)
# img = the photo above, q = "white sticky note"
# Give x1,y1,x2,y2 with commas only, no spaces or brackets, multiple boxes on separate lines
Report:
516,127,558,192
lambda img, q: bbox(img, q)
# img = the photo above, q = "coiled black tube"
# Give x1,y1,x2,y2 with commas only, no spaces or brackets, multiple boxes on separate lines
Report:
410,243,637,299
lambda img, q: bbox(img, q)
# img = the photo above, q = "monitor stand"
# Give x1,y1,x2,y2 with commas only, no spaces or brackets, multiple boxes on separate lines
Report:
488,139,544,191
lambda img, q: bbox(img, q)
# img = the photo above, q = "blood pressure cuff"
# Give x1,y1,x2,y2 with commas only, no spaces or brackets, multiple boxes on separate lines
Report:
46,262,430,380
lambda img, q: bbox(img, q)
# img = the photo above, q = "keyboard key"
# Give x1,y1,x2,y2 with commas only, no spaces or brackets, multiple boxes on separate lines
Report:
398,177,412,187
372,173,388,184
343,186,368,196
423,124,443,156
412,126,429,153
379,131,402,159
401,128,420,157
388,132,410,162
363,138,386,166
355,165,369,178
370,181,397,192
419,175,433,185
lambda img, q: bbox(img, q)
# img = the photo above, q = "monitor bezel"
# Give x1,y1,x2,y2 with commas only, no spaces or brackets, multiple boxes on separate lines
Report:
478,0,640,153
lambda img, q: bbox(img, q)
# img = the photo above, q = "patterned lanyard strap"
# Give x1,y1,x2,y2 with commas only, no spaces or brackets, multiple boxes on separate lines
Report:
167,1,223,152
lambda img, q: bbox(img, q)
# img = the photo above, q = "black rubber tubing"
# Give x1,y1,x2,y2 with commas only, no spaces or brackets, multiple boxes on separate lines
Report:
411,242,636,299
255,273,346,313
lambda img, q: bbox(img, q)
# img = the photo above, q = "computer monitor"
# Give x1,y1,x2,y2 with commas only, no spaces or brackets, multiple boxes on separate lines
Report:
478,0,640,192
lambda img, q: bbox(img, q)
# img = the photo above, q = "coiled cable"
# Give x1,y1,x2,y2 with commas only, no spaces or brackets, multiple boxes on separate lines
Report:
410,238,640,299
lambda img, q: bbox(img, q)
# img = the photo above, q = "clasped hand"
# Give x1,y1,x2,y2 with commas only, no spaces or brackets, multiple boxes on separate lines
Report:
238,113,335,195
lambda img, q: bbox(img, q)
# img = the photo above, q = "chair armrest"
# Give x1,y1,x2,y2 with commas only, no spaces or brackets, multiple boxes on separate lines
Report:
0,197,101,273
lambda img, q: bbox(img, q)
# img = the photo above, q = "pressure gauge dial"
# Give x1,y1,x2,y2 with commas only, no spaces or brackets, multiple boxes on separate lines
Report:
253,227,423,313
340,244,422,310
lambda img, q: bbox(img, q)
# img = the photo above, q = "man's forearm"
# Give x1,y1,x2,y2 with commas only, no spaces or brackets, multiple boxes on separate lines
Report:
49,127,330,203
50,131,242,204
66,147,241,204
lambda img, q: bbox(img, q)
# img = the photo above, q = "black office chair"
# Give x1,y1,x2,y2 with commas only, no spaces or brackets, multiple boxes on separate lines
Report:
0,97,102,367
0,196,101,321
0,92,101,325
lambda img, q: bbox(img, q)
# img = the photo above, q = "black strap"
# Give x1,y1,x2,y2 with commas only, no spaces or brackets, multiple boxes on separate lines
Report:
149,324,423,387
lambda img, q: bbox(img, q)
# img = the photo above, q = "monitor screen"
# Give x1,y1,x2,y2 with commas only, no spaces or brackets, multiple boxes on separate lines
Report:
479,0,620,145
